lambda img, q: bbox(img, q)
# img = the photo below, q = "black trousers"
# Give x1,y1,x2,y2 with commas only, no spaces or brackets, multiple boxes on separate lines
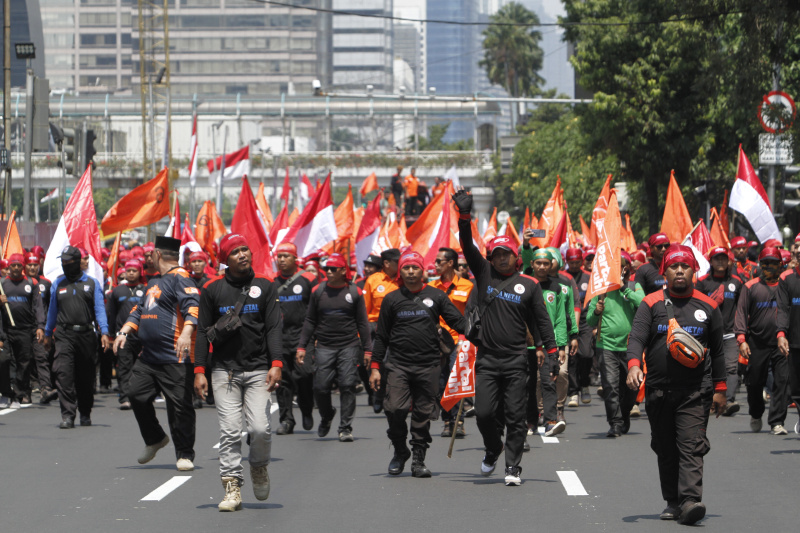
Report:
0,344,13,397
52,330,98,418
598,348,635,428
385,362,440,449
475,351,528,468
276,340,315,426
788,348,800,414
369,323,387,406
745,343,789,427
33,337,54,392
645,387,711,505
129,359,196,461
7,328,35,398
539,350,562,422
116,338,141,404
98,337,115,388
569,329,594,395
313,344,360,433
526,349,539,427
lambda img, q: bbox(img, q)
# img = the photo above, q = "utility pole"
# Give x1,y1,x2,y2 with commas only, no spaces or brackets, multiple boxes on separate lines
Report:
3,0,11,218
767,21,783,211
23,60,32,221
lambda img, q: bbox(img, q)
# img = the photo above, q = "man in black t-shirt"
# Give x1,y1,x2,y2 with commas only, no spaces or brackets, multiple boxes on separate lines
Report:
636,233,669,295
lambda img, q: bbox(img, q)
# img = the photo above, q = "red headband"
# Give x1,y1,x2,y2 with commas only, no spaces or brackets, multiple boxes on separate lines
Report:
660,244,698,275
124,260,143,274
325,253,347,269
275,242,298,258
8,253,24,265
648,233,670,247
219,234,248,264
631,250,646,263
189,251,208,263
398,251,424,272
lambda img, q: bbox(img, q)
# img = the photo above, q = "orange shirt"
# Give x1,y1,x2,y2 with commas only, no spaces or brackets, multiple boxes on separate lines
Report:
430,274,473,344
363,271,400,322
404,174,419,197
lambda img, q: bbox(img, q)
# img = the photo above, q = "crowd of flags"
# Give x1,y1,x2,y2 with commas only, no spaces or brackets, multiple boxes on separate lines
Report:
11,138,784,293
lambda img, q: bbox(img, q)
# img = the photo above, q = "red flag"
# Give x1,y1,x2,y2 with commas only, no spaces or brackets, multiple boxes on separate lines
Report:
280,167,291,202
682,220,714,276
440,340,477,412
101,168,171,235
355,194,383,276
589,174,612,245
422,184,454,268
408,182,458,259
584,190,622,306
360,172,379,197
730,145,781,242
231,176,273,278
719,189,730,238
188,113,198,186
180,213,196,245
549,212,569,250
277,174,338,257
269,203,290,246
43,165,103,283
206,145,250,183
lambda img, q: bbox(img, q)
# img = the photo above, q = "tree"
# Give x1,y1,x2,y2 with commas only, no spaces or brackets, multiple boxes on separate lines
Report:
410,124,474,151
480,2,545,129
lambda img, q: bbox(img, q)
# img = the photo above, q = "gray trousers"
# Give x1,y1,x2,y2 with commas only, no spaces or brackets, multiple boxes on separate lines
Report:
212,369,272,484
722,337,739,402
599,348,635,428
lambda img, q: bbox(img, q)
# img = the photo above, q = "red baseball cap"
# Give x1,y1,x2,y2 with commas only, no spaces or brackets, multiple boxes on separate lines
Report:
486,235,519,258
730,236,747,248
707,246,729,259
8,253,24,265
325,253,347,269
398,251,424,271
780,249,792,265
759,247,781,262
648,233,670,247
24,254,40,265
583,246,596,259
763,238,783,249
746,240,758,248
565,248,583,261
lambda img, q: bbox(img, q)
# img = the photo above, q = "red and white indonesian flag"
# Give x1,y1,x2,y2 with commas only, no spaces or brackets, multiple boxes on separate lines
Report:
43,166,104,284
441,340,477,411
729,145,781,243
188,114,198,186
682,221,713,277
299,173,313,204
584,190,622,306
207,145,250,186
40,187,58,204
275,174,337,257
355,194,382,276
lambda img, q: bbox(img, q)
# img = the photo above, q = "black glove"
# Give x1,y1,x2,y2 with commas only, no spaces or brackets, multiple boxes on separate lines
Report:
452,190,473,215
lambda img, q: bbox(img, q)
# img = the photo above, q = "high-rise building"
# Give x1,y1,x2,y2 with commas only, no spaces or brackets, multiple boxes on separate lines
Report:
38,0,333,96
331,0,393,93
393,23,422,93
1,0,46,88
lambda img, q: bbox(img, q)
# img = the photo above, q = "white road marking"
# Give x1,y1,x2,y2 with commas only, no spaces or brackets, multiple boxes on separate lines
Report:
140,476,192,501
213,431,248,449
0,404,31,415
557,470,588,496
537,426,560,443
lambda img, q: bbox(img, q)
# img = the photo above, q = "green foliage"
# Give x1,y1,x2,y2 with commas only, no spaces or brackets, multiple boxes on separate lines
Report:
411,124,474,151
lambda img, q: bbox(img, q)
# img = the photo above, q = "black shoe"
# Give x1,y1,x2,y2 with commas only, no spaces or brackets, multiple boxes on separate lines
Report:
388,445,411,475
39,389,57,404
302,413,314,431
205,395,215,406
192,398,203,409
276,422,294,435
606,426,621,438
523,438,531,452
660,502,681,520
318,408,336,437
455,421,466,438
722,401,740,417
80,415,92,427
621,416,631,435
597,386,606,400
410,447,431,478
372,399,383,414
440,422,453,438
59,416,75,429
678,501,706,525
97,386,112,394
463,405,476,418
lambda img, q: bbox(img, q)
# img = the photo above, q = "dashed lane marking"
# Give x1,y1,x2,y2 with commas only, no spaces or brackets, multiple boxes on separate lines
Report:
537,426,560,443
140,476,192,501
0,404,33,416
557,470,588,496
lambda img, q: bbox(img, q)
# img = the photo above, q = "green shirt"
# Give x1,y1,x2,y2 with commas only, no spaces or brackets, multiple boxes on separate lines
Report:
540,277,578,347
586,283,645,351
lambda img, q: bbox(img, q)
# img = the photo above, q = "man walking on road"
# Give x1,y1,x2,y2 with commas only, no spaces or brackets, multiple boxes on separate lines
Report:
114,236,199,471
453,189,557,487
25,254,56,404
370,251,465,477
194,233,283,512
636,233,669,295
626,244,727,525
776,240,800,435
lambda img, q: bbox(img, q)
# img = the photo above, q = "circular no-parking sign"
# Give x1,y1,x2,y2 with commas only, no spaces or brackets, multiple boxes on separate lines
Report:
758,91,796,133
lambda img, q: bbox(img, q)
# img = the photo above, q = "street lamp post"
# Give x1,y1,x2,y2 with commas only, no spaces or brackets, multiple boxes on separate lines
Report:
16,43,36,222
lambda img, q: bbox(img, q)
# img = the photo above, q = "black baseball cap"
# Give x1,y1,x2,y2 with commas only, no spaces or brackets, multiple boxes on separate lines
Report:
364,254,383,267
154,236,181,253
59,245,81,263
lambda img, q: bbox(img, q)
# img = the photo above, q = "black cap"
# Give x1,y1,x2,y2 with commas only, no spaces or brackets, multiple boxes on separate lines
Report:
59,245,81,263
154,236,181,253
364,254,383,267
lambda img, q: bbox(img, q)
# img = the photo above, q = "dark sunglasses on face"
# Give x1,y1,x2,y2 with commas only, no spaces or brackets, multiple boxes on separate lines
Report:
434,259,450,265
457,263,468,269
654,244,669,250
322,266,340,273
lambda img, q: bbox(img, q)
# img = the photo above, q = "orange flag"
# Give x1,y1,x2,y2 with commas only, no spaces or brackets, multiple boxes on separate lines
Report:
589,174,613,246
624,213,637,252
195,200,226,262
256,182,274,230
660,170,693,243
322,184,356,255
2,211,23,259
709,207,730,248
719,189,730,238
579,215,592,244
107,232,122,286
565,210,577,248
360,172,379,197
100,168,170,235
584,190,622,306
483,207,498,242
406,181,457,245
523,207,532,233
503,218,523,248
537,177,564,247
470,218,486,255
288,207,299,226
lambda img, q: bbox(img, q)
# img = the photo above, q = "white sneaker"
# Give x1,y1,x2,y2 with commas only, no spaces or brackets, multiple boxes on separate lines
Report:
770,425,788,435
630,405,641,417
795,421,799,435
138,435,170,464
250,464,270,501
504,466,522,486
176,458,194,471
750,417,762,433
567,395,579,408
545,420,566,437
0,396,10,409
480,447,502,477
9,400,21,409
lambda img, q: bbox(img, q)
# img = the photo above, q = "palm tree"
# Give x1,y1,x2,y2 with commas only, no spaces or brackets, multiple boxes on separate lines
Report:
479,2,545,129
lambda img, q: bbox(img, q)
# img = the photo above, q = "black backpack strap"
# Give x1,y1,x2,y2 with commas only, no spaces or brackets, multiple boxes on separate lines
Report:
663,288,675,320
481,273,520,311
231,286,250,316
277,271,303,294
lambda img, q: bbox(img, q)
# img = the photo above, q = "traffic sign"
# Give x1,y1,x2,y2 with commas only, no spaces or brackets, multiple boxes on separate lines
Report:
759,133,794,165
758,91,796,134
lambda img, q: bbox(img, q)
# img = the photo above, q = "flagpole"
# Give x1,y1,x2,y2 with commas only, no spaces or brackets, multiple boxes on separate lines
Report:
447,399,465,458
190,99,196,222
216,125,228,219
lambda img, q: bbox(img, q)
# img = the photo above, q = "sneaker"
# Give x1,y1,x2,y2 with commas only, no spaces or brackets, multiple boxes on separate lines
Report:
660,502,681,520
59,416,75,429
372,399,384,414
176,458,194,471
19,395,31,405
119,401,132,410
276,422,294,435
545,420,566,437
771,424,788,435
218,477,242,512
138,435,170,464
318,408,336,438
750,417,762,433
0,396,9,409
192,397,204,409
9,400,21,409
581,387,591,404
40,389,58,404
302,413,314,431
722,401,740,417
440,422,453,438
480,446,503,477
338,429,354,442
79,415,92,427
678,501,706,525
630,404,641,418
597,386,606,400
606,426,621,438
795,420,799,435
567,395,579,408
621,416,631,435
463,405,476,418
557,409,566,423
523,438,531,452
504,466,522,486
250,464,270,500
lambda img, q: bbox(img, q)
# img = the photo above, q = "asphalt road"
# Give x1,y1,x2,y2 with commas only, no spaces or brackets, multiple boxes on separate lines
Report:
0,388,797,533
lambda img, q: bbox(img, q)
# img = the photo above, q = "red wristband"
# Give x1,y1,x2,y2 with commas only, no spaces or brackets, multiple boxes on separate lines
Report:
627,359,641,370
547,347,557,354
777,331,786,338
193,366,206,374
370,361,381,370
736,334,746,345
459,212,471,220
271,361,283,369
714,381,727,392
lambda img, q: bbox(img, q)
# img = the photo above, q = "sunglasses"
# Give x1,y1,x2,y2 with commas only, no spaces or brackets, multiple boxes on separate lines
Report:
457,263,468,268
654,244,670,249
322,266,340,273
434,259,451,265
